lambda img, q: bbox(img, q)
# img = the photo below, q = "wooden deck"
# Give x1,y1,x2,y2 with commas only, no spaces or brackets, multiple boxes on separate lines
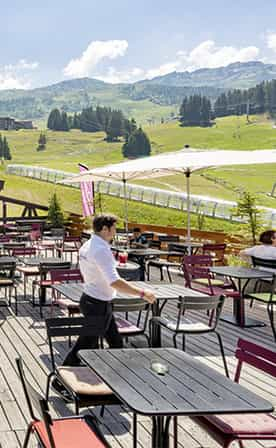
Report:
0,268,276,447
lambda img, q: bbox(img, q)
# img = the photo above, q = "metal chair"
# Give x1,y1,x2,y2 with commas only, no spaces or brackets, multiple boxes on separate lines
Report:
202,243,227,265
149,295,229,377
13,247,38,298
147,240,183,282
0,259,18,315
112,297,151,346
45,316,120,415
32,261,71,317
182,255,239,298
50,268,83,316
56,236,81,263
192,338,276,447
16,357,111,448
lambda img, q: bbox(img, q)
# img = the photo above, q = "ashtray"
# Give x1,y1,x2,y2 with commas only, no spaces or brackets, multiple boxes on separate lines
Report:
150,361,169,375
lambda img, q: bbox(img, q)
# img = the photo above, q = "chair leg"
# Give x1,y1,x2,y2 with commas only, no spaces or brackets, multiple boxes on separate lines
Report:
267,304,276,341
45,372,55,402
14,287,18,316
173,334,178,349
100,405,105,418
23,423,33,448
160,267,164,281
215,331,229,377
182,334,186,351
167,267,172,283
75,398,79,415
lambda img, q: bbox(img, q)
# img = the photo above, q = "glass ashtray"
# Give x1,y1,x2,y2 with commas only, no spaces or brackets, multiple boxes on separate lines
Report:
150,360,169,375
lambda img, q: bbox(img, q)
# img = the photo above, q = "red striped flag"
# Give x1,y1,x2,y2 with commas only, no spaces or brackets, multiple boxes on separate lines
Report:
78,163,95,217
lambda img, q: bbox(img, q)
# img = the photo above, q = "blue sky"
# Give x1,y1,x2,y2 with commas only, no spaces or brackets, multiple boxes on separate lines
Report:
1,0,276,89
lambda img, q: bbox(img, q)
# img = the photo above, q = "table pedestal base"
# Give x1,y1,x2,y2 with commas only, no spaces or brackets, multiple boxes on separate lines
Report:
221,314,266,328
152,416,171,448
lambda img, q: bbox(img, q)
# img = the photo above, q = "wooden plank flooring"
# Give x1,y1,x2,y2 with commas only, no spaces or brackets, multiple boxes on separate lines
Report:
0,268,276,447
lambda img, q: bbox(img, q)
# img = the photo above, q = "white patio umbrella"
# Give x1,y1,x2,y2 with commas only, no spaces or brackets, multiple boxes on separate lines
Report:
60,149,276,250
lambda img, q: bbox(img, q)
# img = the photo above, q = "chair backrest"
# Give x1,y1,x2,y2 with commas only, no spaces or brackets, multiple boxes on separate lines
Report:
30,229,41,241
202,243,226,265
112,297,148,313
177,295,225,331
12,247,36,257
149,240,162,250
0,235,10,243
50,268,83,283
16,357,43,422
234,338,276,383
168,243,186,253
45,317,106,370
158,235,180,243
0,261,16,278
142,232,154,241
251,256,276,271
182,255,213,288
39,261,71,277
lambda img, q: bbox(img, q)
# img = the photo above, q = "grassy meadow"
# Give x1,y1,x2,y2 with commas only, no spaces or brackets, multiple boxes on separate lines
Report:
1,113,276,234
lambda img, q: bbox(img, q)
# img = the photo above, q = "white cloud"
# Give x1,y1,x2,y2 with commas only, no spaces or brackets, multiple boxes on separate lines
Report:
88,39,260,84
63,40,128,78
0,58,39,90
266,32,276,52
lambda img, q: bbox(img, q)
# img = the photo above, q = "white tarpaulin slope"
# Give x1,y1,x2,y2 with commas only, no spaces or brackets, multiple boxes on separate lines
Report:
60,149,276,183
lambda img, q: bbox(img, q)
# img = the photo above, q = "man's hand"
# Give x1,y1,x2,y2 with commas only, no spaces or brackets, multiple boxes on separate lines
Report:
143,289,156,304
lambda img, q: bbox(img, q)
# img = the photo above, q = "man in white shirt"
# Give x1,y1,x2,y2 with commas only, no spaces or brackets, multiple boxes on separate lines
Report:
63,214,156,366
240,230,276,261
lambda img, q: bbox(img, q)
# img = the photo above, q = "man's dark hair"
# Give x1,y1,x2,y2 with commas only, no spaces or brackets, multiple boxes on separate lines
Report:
259,230,276,245
93,214,117,232
133,227,141,233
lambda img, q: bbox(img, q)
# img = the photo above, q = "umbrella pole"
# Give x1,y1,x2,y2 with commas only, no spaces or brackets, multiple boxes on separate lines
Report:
122,176,129,238
186,170,191,255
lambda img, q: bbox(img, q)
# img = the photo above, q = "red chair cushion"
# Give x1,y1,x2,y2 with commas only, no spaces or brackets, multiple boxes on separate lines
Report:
34,418,106,447
204,413,276,434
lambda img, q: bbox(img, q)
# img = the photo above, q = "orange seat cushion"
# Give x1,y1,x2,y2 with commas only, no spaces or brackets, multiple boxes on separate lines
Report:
34,418,106,447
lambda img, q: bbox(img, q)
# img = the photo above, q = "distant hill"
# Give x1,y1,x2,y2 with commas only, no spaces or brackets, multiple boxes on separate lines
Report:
0,61,276,122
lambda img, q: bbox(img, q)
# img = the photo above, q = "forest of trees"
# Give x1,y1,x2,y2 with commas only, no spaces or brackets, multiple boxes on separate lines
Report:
0,135,12,160
179,95,212,126
47,106,141,142
214,79,276,117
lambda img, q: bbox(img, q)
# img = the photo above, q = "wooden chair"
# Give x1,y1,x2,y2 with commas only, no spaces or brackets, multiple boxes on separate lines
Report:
45,317,120,415
13,247,38,298
16,357,111,448
192,338,276,447
149,295,229,376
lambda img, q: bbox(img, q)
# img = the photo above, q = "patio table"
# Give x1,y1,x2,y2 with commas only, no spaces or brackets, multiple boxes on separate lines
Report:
79,347,273,448
210,266,273,328
52,281,204,347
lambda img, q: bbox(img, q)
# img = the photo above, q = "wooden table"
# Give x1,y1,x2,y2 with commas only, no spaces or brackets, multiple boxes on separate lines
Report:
52,281,204,346
79,348,273,448
210,266,273,328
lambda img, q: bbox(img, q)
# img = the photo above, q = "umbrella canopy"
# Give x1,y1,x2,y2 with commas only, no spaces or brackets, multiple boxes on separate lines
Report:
60,149,276,248
60,148,276,183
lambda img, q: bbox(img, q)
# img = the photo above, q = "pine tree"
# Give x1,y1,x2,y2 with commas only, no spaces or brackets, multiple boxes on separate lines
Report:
47,109,62,130
2,136,11,160
122,127,151,158
106,110,124,141
47,192,64,228
0,134,3,160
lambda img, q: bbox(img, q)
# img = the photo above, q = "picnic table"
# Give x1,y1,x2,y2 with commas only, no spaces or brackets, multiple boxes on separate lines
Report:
52,281,204,346
210,266,273,328
79,347,273,448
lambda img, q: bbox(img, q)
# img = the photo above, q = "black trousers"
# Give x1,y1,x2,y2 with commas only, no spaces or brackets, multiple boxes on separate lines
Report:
63,293,123,366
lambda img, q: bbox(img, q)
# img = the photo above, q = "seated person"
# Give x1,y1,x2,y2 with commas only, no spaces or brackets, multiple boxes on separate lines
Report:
129,228,148,248
240,230,276,261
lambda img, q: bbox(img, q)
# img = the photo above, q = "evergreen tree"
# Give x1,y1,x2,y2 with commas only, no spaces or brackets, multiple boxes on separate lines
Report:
47,108,62,130
0,136,12,160
0,134,3,159
122,127,151,158
47,192,64,228
106,110,124,141
60,111,69,131
179,95,212,126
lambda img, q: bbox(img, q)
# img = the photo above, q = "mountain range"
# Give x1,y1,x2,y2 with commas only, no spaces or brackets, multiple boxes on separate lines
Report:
1,61,276,123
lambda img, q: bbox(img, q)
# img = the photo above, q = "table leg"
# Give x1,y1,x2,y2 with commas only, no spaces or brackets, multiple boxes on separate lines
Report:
151,301,161,347
152,416,171,448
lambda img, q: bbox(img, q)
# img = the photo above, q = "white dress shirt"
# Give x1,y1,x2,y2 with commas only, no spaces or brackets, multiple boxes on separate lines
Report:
242,245,276,259
79,234,120,301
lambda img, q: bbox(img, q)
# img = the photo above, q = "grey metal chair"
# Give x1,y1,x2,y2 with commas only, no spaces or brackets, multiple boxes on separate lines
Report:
149,295,229,376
